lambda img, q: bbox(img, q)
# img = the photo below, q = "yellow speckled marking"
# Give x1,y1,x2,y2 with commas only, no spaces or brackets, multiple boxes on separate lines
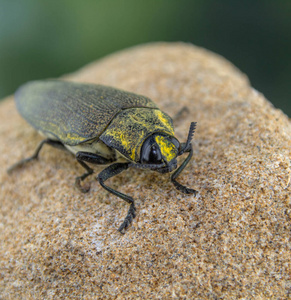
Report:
155,135,177,163
155,110,175,135
118,130,136,161
104,127,137,161
100,108,175,162
66,133,85,142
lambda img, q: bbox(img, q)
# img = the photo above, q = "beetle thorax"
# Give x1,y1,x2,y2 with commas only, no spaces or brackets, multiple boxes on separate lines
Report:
99,108,175,163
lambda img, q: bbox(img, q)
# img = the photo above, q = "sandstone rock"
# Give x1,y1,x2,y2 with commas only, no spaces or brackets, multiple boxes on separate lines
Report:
0,43,290,298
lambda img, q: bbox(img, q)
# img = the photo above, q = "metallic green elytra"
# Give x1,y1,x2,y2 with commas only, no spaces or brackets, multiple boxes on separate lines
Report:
8,80,197,232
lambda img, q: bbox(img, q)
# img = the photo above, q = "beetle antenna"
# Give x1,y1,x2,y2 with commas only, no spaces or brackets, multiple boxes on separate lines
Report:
179,122,197,155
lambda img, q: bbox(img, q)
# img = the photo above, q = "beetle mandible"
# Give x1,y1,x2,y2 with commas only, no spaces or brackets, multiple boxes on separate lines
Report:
8,80,197,232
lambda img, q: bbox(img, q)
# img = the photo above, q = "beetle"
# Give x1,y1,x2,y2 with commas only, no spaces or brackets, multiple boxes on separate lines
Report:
8,80,197,232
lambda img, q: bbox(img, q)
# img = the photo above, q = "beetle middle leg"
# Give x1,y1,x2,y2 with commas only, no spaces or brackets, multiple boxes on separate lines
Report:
7,138,65,174
97,163,136,233
75,151,114,193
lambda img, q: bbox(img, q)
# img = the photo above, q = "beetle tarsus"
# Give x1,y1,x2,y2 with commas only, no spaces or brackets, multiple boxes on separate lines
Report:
75,177,91,193
171,179,197,195
118,203,136,233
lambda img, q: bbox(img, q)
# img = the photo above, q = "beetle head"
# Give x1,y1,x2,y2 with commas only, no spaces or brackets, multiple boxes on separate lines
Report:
139,133,180,173
138,122,196,173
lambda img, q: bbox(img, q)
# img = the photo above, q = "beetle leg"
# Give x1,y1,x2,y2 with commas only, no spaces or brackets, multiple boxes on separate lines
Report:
171,144,197,195
97,163,136,233
7,139,65,174
75,151,113,193
173,106,190,123
75,160,94,193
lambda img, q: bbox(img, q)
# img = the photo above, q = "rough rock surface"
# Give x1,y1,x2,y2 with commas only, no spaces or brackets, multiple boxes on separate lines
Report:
0,43,290,299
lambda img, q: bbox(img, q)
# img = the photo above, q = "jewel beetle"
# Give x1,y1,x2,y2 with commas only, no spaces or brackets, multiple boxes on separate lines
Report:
8,80,197,232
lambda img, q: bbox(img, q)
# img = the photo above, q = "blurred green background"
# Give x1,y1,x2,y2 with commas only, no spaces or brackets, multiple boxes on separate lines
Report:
0,0,290,116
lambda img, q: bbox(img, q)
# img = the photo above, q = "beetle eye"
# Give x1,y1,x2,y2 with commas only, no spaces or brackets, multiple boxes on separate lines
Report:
141,138,162,164
148,145,162,163
171,137,180,152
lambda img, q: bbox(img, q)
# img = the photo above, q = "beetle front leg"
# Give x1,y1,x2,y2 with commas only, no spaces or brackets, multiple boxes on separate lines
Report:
97,163,136,233
171,144,197,195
